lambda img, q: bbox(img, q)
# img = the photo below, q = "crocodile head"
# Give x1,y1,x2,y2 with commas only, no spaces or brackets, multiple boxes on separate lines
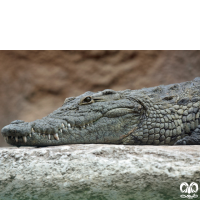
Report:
1,89,145,147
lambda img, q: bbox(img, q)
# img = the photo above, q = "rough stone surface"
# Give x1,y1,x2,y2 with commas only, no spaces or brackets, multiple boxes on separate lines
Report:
0,145,200,200
1,50,200,147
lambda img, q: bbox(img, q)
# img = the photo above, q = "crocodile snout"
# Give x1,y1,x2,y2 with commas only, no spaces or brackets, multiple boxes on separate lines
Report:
1,119,66,146
1,121,31,143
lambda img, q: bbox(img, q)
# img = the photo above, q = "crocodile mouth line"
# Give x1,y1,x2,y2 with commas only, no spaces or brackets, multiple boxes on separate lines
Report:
4,119,99,144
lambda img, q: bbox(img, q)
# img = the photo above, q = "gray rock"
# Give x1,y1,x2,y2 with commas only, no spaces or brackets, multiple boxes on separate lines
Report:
0,145,200,200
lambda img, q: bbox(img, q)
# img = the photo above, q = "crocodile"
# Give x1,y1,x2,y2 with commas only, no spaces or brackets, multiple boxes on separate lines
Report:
1,77,200,147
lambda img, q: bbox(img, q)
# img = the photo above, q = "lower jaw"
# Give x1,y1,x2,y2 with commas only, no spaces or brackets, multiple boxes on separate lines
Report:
5,133,98,147
6,138,62,147
5,134,68,147
6,134,122,147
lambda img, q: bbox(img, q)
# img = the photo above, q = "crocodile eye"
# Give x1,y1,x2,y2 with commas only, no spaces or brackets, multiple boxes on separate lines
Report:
80,96,94,105
83,96,92,103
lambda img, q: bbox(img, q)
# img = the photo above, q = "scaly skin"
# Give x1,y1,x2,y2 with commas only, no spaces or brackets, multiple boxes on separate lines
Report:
1,77,200,146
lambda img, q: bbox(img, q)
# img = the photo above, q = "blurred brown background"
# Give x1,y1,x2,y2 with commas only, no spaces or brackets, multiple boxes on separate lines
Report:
0,50,200,147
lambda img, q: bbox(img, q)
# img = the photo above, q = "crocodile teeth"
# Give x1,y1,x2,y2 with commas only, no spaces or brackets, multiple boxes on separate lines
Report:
23,136,27,143
62,123,65,128
4,137,7,142
67,123,71,128
15,136,18,142
29,133,31,137
54,133,59,140
83,125,85,129
60,129,62,133
48,134,51,140
32,128,35,133
38,133,41,136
